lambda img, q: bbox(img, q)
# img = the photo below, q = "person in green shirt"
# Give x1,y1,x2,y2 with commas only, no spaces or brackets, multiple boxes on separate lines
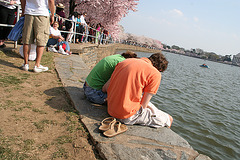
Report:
84,51,137,104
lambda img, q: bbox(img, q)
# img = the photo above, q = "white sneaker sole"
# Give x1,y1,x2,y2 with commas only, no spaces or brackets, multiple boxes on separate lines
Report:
33,68,48,73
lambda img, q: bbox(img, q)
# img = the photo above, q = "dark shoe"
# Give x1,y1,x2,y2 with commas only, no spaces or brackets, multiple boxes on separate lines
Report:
0,44,6,48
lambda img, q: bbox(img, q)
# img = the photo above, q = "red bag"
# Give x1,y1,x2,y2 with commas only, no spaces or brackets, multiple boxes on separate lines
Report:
58,43,66,51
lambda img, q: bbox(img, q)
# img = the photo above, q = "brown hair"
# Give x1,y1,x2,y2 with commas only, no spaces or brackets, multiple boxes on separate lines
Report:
148,52,168,72
121,51,137,59
53,21,59,26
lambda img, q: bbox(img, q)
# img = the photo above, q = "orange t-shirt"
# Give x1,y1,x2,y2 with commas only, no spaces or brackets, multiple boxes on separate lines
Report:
107,57,161,119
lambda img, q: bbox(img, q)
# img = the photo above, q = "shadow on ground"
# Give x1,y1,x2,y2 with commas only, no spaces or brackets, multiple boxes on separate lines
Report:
44,86,109,121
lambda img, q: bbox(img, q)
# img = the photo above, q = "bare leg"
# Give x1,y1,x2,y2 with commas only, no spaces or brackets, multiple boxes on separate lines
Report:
0,40,4,45
23,44,30,64
168,115,173,128
35,46,44,67
65,50,72,55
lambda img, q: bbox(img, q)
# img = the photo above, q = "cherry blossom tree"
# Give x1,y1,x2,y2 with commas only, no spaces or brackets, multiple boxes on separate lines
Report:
55,0,139,39
119,30,163,50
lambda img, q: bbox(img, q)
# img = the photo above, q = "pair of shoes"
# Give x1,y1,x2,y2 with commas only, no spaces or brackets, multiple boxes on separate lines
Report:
0,44,6,48
99,117,128,137
33,65,48,73
48,47,58,53
21,64,29,71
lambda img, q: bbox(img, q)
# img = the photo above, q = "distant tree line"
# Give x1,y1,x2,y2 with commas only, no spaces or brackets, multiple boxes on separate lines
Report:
118,28,234,63
162,44,232,62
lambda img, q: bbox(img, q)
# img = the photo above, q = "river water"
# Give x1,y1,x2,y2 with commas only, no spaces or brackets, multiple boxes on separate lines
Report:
117,50,240,160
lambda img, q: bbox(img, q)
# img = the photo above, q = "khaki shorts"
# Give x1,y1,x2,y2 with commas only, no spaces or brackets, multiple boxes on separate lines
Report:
22,15,50,46
119,102,171,128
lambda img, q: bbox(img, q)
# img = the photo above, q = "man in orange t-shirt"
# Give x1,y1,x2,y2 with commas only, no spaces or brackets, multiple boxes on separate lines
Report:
103,53,173,128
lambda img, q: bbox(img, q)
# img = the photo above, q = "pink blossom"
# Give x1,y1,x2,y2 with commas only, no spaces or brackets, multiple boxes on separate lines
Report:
55,0,139,39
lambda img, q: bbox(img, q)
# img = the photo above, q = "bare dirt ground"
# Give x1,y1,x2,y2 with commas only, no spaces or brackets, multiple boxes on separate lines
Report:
0,48,100,159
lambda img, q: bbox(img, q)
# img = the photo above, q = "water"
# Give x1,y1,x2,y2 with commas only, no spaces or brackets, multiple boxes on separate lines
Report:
117,50,240,160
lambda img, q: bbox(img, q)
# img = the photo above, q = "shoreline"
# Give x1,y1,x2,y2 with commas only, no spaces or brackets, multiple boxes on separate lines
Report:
162,50,239,67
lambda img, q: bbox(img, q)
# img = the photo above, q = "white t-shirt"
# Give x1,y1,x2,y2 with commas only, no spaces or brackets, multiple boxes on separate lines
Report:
49,27,61,36
24,0,49,16
80,15,87,26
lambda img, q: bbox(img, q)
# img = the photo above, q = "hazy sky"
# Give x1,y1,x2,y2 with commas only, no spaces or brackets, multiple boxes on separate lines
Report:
119,0,240,56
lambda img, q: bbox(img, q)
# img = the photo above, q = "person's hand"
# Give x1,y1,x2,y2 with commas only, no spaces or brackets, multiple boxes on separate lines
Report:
60,36,65,41
10,0,16,5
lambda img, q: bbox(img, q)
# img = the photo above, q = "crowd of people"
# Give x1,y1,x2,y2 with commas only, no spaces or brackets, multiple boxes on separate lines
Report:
53,3,111,45
0,1,112,72
46,3,111,55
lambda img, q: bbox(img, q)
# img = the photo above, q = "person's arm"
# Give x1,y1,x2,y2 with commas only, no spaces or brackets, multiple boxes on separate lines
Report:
102,79,110,92
50,27,64,40
141,92,154,109
48,0,55,24
20,0,26,16
50,34,64,40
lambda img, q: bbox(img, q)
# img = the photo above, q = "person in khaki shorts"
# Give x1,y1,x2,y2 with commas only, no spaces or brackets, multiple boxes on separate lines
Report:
20,0,55,72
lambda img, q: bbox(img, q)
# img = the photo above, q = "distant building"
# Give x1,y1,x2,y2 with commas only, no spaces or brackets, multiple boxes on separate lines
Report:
232,53,240,66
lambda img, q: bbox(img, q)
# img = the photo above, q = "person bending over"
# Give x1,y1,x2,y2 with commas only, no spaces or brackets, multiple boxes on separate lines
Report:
103,53,173,128
84,51,137,104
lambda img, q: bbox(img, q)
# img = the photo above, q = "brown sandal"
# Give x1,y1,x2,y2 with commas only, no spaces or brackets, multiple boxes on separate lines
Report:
99,117,116,131
103,121,128,138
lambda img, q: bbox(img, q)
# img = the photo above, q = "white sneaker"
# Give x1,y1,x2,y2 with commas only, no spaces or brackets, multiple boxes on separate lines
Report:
33,65,48,73
22,64,29,71
48,47,58,53
58,45,68,55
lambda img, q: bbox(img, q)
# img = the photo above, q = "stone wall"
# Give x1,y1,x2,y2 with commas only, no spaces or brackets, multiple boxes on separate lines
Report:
79,43,160,68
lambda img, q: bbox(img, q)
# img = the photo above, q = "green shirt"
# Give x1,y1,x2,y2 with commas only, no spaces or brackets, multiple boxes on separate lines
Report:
86,54,125,90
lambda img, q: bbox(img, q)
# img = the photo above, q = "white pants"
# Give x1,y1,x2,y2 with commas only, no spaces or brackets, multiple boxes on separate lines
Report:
119,102,171,128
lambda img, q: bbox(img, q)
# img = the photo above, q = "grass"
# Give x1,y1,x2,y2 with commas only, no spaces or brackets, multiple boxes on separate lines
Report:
0,99,32,111
55,135,73,145
0,73,30,87
32,108,47,114
38,143,50,150
23,139,35,151
33,119,58,132
0,146,30,160
51,147,68,159
0,49,99,159
0,131,30,160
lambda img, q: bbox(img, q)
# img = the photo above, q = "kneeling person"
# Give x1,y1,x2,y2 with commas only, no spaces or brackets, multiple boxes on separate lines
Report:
84,51,137,104
104,53,173,128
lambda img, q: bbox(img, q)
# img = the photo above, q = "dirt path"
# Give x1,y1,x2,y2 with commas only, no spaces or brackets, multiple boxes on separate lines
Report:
0,49,100,159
